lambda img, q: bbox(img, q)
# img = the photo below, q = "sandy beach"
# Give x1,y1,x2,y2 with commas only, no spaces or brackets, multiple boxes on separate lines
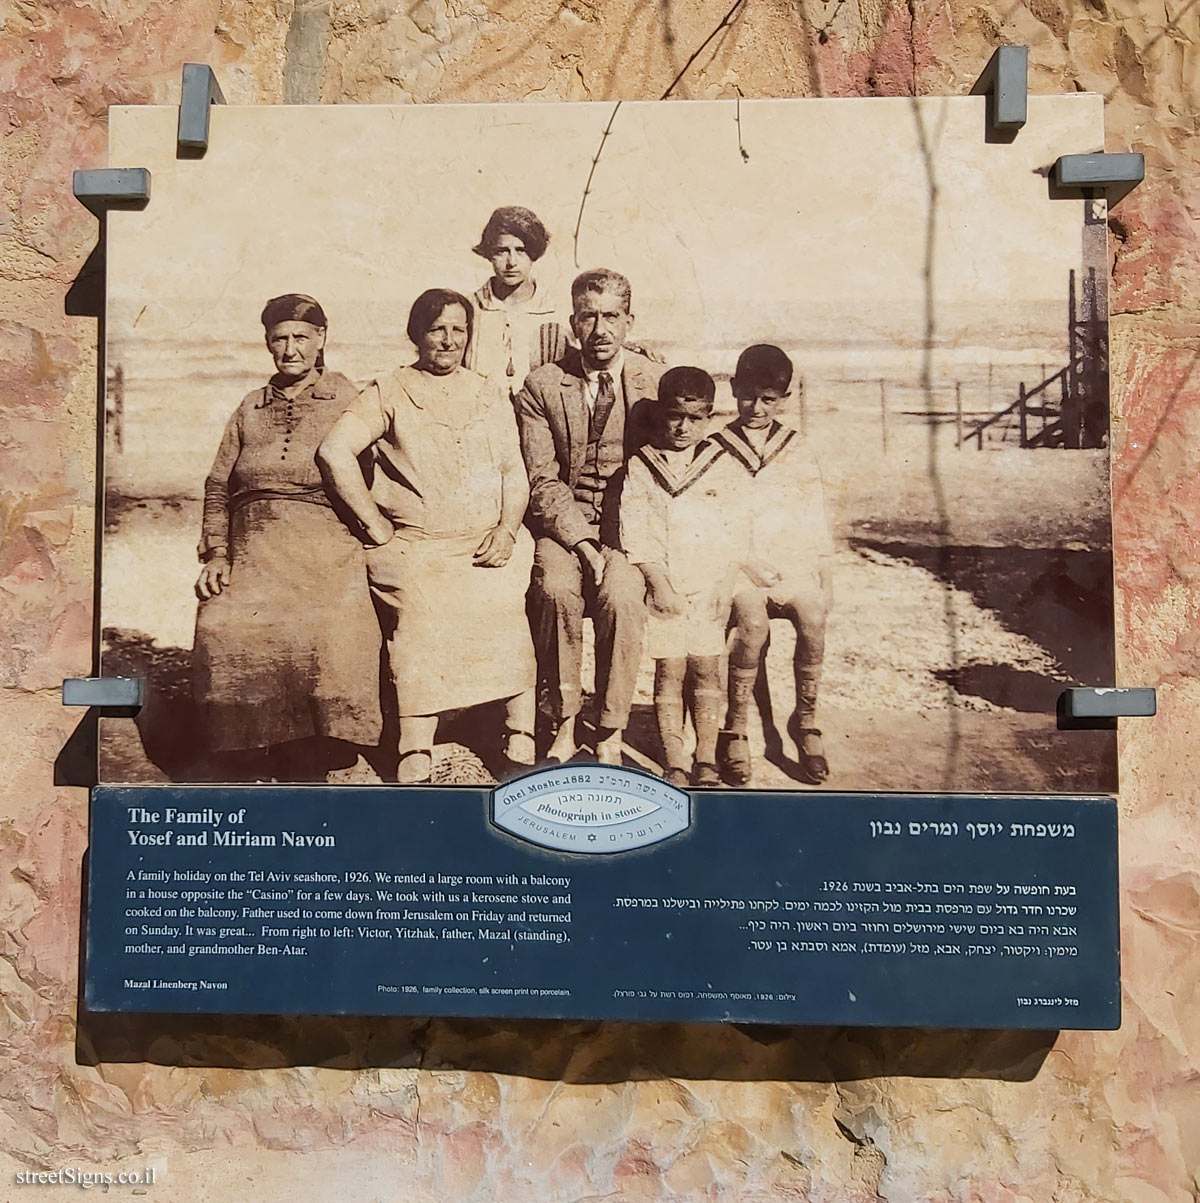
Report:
100,449,1117,795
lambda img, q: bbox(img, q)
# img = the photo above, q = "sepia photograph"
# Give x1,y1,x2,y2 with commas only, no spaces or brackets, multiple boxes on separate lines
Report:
99,96,1117,794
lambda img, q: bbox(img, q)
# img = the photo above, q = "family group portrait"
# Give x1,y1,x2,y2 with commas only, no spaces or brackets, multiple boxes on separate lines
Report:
99,96,1119,794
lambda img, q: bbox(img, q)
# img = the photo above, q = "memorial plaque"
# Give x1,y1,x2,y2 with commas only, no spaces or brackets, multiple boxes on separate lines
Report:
85,93,1126,1029
88,780,1119,1028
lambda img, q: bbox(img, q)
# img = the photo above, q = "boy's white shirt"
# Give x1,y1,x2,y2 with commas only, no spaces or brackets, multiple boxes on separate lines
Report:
711,420,834,571
620,438,745,596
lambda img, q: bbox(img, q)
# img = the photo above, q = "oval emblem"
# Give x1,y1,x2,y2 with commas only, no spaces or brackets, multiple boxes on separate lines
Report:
492,765,691,854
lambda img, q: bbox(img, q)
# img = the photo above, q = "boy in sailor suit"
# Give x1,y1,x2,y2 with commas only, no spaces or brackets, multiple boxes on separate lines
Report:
711,344,834,787
620,367,743,787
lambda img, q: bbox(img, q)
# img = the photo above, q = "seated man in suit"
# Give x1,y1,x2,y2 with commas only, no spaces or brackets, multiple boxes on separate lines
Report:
516,268,662,764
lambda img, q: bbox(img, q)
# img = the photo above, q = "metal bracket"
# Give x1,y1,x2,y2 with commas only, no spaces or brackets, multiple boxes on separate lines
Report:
1053,152,1145,205
72,168,151,216
971,46,1028,136
62,677,146,709
1061,687,1156,720
178,63,225,156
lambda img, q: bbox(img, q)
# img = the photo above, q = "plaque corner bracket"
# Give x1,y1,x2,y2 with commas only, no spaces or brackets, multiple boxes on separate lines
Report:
62,676,146,710
1052,152,1145,207
72,167,151,217
970,45,1029,137
178,62,226,157
1059,686,1156,727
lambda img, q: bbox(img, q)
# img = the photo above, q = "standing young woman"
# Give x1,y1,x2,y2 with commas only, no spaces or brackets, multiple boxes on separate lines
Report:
467,205,567,405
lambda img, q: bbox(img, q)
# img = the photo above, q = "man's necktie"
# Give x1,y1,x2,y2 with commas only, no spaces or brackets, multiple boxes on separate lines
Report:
591,370,616,439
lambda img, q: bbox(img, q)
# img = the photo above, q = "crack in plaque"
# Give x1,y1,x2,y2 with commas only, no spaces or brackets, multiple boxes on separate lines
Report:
573,100,623,269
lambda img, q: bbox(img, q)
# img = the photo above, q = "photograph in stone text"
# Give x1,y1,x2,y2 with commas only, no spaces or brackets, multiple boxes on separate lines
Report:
99,97,1117,793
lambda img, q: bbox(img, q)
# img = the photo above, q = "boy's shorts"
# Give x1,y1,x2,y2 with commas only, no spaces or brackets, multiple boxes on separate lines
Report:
647,589,728,660
736,564,824,610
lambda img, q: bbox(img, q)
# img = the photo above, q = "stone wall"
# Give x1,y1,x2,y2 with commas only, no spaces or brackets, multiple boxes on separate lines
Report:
2,1,1198,1199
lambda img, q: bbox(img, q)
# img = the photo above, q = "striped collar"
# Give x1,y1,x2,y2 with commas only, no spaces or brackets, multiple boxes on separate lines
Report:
711,421,796,475
634,438,728,497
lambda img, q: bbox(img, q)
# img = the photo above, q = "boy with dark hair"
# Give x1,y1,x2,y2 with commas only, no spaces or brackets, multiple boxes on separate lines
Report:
621,366,743,787
712,344,834,786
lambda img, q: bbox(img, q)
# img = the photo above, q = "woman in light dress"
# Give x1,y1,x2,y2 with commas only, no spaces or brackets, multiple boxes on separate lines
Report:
317,289,537,784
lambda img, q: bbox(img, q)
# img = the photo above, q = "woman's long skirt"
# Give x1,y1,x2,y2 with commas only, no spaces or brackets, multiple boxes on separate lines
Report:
366,525,536,716
192,499,382,751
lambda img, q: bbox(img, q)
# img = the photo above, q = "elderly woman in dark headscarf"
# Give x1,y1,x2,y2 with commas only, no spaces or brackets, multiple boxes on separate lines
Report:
466,205,568,404
192,293,382,780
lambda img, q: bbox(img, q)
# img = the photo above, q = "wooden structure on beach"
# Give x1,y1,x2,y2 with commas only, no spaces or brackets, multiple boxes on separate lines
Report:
965,198,1109,450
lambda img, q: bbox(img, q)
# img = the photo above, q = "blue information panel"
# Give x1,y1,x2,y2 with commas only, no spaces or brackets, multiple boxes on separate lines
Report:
86,785,1119,1029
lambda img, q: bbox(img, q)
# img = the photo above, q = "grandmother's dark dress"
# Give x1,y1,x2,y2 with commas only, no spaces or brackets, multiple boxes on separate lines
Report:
192,369,382,752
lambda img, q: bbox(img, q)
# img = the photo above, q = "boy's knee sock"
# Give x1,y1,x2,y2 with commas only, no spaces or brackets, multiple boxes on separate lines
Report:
690,685,724,765
793,658,822,728
726,664,759,733
654,676,688,771
655,702,687,770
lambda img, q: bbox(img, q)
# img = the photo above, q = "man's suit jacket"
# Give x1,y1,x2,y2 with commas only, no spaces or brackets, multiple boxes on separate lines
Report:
515,347,664,550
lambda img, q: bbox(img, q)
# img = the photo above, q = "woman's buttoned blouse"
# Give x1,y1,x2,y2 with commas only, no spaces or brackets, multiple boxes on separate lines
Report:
199,369,355,559
346,364,524,538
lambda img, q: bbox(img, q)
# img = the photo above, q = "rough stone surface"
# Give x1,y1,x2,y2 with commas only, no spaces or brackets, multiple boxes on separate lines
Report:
1,1,1198,1199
